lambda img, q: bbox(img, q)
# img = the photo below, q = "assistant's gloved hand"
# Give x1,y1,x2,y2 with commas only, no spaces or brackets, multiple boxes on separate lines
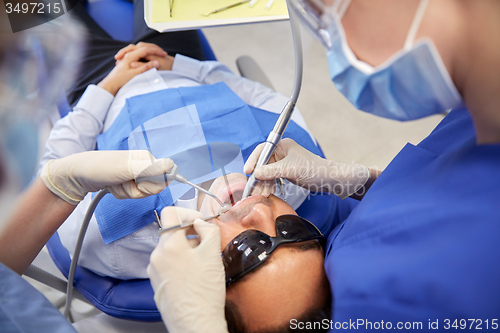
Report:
147,207,228,333
244,138,370,199
41,150,174,205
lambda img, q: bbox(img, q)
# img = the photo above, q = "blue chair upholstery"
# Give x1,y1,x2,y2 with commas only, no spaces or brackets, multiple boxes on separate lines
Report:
86,0,216,60
197,30,216,61
47,232,161,321
86,0,134,42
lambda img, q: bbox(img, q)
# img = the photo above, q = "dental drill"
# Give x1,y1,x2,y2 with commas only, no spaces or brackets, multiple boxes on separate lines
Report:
241,1,303,199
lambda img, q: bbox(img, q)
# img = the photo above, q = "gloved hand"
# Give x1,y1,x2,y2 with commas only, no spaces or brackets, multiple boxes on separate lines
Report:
244,138,370,199
147,207,228,333
41,150,174,205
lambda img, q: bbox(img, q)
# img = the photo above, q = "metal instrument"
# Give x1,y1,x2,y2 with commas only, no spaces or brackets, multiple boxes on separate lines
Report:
136,162,226,207
202,0,251,16
242,4,303,199
159,213,224,234
137,162,233,231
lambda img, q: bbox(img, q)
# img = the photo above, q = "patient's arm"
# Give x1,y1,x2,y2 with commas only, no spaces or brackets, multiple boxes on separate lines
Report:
38,85,114,170
39,46,162,171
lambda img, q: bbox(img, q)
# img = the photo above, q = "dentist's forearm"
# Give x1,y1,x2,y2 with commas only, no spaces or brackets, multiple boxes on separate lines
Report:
0,177,75,274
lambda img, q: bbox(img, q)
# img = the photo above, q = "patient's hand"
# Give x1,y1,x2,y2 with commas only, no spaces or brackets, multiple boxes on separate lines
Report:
98,45,162,96
114,42,175,71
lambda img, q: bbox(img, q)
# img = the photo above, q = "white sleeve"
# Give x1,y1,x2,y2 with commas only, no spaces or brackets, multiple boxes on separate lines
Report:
171,54,289,112
38,85,114,173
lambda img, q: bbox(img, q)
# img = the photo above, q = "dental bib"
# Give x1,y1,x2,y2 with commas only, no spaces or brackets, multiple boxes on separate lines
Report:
93,83,321,243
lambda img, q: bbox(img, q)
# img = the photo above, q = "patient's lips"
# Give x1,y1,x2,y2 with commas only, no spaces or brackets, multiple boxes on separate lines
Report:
217,194,270,224
220,189,255,217
215,176,247,207
199,173,247,218
224,190,243,207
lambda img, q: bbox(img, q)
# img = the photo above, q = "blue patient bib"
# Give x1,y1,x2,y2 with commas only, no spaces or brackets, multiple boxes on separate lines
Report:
94,83,321,244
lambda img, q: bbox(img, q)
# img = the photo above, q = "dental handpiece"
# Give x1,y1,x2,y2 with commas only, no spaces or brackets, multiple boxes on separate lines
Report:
241,102,296,199
241,3,302,199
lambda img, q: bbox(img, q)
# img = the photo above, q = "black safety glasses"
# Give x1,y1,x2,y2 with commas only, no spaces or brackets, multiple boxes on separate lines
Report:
222,215,326,287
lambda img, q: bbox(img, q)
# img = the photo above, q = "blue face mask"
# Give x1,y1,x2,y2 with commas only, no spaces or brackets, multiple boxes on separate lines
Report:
327,22,463,120
289,0,464,121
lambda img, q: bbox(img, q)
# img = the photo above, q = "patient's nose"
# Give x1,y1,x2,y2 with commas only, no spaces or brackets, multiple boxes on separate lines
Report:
240,204,277,237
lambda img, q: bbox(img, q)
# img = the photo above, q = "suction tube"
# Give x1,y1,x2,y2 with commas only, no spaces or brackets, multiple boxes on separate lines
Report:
242,2,303,199
64,189,108,321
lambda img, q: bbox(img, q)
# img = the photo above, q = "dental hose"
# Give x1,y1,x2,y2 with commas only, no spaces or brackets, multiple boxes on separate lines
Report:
64,189,109,321
241,1,303,199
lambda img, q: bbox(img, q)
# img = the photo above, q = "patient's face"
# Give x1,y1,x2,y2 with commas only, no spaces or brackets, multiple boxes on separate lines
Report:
199,174,329,331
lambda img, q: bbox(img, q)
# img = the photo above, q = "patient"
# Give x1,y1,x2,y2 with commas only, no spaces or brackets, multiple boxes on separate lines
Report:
40,2,331,331
201,173,331,332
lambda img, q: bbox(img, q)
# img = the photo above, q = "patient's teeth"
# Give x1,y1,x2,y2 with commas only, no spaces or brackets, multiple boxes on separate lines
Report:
219,204,232,215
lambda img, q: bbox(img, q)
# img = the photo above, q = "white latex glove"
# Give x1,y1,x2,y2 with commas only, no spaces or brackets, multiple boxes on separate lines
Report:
41,150,174,205
147,207,228,333
244,138,370,199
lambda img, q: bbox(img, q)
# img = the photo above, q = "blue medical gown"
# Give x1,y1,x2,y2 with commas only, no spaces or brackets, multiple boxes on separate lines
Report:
0,263,77,332
324,108,500,329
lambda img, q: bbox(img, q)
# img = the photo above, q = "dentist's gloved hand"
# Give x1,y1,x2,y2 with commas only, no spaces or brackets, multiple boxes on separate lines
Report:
147,207,228,333
244,138,370,199
41,150,174,205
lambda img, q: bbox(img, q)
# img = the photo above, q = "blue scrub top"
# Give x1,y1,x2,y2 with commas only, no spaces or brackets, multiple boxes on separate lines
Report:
323,108,500,331
0,263,77,332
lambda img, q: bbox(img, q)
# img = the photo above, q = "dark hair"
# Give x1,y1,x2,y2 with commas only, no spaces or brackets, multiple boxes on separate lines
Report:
225,289,332,333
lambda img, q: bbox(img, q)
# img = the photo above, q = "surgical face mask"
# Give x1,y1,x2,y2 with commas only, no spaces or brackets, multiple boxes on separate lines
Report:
0,17,84,230
289,0,464,121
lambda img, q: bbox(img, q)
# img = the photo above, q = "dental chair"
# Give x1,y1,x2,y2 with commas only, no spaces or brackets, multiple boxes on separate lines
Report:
28,0,345,323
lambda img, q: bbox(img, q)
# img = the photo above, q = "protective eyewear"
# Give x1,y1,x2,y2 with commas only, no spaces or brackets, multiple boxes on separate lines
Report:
287,0,351,48
223,215,326,287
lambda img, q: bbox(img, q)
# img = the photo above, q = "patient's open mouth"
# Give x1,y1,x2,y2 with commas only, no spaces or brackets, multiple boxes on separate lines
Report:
224,190,243,206
207,173,249,215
